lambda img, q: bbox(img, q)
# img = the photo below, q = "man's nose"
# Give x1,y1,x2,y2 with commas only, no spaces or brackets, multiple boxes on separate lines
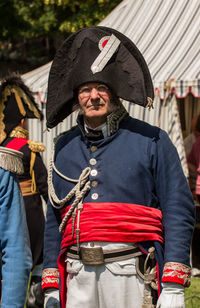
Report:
90,88,99,99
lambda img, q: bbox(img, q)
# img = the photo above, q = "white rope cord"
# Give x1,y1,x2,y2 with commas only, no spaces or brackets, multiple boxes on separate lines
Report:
72,208,77,238
59,179,90,233
48,144,91,209
52,161,79,183
48,145,91,236
76,203,83,251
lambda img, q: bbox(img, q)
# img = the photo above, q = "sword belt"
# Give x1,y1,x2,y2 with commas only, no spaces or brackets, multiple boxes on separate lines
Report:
66,245,143,265
19,179,39,196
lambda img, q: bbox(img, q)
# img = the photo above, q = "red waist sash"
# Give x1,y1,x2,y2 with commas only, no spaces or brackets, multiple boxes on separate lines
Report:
60,202,164,250
58,202,163,308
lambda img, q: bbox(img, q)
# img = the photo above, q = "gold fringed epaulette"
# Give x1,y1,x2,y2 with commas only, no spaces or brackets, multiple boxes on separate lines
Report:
28,140,46,153
0,146,24,174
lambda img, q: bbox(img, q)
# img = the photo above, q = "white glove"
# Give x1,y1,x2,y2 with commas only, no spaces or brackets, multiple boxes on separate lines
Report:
156,283,185,308
44,288,60,308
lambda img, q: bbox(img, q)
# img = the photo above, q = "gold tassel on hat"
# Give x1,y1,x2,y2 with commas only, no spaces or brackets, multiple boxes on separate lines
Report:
146,97,154,110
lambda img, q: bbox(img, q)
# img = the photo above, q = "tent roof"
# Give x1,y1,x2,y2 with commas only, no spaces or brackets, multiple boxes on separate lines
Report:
99,0,200,98
23,0,200,100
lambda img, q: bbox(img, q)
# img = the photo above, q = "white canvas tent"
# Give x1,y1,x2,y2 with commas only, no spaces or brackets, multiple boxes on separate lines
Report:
23,0,200,176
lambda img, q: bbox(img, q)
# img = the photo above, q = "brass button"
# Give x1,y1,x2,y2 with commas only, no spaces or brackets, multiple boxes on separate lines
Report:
89,158,97,166
91,180,98,188
90,146,98,153
90,242,95,247
91,169,98,176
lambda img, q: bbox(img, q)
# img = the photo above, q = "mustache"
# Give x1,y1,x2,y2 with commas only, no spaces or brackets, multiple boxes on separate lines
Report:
87,100,105,107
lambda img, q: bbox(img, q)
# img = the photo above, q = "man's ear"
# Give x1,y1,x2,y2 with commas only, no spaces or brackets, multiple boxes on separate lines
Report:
20,118,25,127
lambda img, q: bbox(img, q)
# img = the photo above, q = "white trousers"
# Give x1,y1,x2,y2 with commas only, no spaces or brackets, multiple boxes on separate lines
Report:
65,242,145,308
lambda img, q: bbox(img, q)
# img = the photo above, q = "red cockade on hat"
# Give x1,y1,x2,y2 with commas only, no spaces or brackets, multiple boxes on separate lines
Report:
98,36,110,51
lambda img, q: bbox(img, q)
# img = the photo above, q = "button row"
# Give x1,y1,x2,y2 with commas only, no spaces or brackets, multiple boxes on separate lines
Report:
89,150,98,199
89,158,97,166
90,146,98,153
91,193,98,200
91,180,98,188
90,169,98,176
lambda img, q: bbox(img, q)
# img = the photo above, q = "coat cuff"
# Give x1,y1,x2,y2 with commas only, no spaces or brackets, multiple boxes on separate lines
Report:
42,268,59,290
162,262,191,287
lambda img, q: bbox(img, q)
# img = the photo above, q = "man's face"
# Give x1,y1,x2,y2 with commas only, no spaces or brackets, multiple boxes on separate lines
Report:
77,82,114,128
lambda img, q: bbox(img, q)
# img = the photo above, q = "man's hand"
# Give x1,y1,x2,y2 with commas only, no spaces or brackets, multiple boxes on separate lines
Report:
156,283,185,308
44,288,60,308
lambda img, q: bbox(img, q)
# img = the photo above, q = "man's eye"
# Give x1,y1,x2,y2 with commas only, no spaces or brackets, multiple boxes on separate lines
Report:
80,87,91,94
97,85,108,93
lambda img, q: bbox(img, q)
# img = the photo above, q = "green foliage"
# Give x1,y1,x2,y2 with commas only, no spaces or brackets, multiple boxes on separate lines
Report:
0,0,121,76
185,277,200,308
0,0,30,42
43,0,122,34
57,1,121,33
0,0,121,41
14,0,57,38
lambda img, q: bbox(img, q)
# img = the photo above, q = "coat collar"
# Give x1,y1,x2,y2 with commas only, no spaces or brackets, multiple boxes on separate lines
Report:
77,103,128,140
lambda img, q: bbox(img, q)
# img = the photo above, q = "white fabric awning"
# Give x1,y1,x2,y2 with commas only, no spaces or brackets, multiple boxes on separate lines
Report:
99,0,200,98
23,0,200,102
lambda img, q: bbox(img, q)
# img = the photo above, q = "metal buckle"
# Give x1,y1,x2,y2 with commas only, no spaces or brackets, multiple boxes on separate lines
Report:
80,247,104,265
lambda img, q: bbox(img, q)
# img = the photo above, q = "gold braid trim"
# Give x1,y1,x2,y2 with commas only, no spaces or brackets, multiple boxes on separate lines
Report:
30,151,37,193
9,127,45,193
15,86,41,119
162,261,191,287
42,268,59,289
13,88,26,116
9,126,29,139
20,179,39,196
28,140,45,152
107,104,128,136
9,128,45,153
0,89,7,144
0,84,39,143
1,84,41,118
27,140,45,193
1,86,26,117
158,78,175,127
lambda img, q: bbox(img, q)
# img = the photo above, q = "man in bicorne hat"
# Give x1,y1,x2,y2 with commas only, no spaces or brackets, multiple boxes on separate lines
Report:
0,146,32,307
0,73,48,307
42,26,195,308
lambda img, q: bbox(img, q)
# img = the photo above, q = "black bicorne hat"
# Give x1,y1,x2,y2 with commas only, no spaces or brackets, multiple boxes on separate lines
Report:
0,72,43,144
46,26,154,129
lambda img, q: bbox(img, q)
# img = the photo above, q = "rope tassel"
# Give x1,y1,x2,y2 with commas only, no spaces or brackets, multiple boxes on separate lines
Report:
48,144,91,237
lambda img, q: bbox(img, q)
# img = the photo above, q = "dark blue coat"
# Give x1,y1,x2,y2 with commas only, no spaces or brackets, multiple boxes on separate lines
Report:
44,115,195,285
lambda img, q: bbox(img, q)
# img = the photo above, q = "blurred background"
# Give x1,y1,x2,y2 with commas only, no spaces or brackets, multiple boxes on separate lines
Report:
0,0,121,78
